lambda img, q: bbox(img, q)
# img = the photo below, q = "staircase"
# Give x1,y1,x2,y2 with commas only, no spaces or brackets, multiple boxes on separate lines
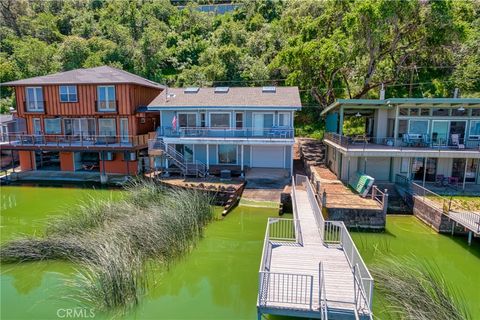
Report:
150,138,207,177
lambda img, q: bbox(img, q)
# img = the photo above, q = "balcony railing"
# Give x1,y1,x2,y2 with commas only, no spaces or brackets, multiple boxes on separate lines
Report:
157,126,294,139
324,132,480,151
0,132,154,148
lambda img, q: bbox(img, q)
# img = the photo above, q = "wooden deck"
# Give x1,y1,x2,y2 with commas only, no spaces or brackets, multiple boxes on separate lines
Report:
257,175,373,320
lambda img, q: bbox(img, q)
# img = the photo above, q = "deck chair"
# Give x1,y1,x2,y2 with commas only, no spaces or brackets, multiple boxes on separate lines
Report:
450,134,465,149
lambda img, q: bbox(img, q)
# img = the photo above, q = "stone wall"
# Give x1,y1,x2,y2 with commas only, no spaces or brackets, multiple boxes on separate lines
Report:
327,208,386,230
412,196,465,234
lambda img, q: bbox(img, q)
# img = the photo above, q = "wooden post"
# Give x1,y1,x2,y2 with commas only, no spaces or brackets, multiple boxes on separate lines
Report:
322,189,327,208
383,189,389,215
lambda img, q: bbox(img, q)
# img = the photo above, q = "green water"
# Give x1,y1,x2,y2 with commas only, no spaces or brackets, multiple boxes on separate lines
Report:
351,216,480,319
1,186,479,319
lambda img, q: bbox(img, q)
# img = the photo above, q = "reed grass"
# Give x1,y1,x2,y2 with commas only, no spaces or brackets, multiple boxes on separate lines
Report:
371,256,471,320
0,180,214,314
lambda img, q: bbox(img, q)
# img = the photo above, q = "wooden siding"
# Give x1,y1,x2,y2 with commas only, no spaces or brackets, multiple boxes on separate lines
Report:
13,84,162,136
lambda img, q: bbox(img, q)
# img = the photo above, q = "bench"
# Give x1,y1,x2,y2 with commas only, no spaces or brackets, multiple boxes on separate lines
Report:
348,172,375,197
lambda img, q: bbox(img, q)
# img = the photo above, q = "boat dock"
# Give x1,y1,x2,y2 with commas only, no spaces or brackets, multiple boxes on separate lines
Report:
257,175,373,320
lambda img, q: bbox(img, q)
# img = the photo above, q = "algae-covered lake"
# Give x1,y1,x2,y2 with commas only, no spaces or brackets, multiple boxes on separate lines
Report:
1,186,479,319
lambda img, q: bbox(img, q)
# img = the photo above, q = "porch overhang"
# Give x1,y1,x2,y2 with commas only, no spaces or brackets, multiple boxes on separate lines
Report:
161,137,294,145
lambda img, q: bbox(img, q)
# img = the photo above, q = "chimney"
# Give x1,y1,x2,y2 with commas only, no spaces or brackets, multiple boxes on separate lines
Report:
379,83,385,100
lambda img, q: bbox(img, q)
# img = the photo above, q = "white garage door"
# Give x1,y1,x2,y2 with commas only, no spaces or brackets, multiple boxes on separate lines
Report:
252,146,284,168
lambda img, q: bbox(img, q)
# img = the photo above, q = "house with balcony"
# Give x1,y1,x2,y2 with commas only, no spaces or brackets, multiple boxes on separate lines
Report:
146,86,301,177
321,98,480,190
1,66,164,178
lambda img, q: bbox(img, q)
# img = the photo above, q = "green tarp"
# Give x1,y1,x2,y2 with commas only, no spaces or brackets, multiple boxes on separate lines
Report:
349,173,375,197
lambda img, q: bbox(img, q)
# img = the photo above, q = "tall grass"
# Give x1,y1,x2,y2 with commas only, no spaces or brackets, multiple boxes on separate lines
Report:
0,180,214,314
371,256,471,320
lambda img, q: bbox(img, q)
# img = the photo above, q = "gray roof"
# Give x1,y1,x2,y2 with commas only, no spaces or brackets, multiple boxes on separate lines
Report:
1,66,164,89
0,114,14,124
147,87,302,109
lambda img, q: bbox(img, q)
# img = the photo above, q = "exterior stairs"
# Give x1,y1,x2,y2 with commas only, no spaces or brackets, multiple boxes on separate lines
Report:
150,138,207,177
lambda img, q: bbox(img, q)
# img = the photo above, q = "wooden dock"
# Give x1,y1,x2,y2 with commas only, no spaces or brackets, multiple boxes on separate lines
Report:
257,175,373,320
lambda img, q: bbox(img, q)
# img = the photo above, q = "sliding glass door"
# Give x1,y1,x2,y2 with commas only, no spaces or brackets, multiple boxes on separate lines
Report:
431,121,449,146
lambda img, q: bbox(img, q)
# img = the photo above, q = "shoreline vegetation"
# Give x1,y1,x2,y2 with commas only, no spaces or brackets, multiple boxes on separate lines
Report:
371,256,472,320
0,180,214,315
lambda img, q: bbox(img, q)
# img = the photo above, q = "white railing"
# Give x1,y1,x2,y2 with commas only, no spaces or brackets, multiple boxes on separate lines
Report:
319,262,328,320
339,222,373,310
258,271,314,307
295,174,325,241
268,218,299,242
291,176,303,245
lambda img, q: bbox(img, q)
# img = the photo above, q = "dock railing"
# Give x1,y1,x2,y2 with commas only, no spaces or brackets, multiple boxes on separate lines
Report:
295,174,325,241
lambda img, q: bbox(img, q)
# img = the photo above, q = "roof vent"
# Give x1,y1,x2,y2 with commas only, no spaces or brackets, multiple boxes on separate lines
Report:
262,86,276,93
184,87,200,94
214,86,229,93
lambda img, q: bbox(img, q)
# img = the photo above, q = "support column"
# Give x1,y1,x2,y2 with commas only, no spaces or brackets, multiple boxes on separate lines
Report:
290,145,294,177
393,105,400,146
339,106,344,135
165,143,169,168
422,157,428,187
206,144,210,170
462,158,468,191
240,144,244,177
468,231,473,246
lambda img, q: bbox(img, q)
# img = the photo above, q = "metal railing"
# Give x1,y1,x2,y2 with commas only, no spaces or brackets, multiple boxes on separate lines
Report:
258,271,314,307
324,132,480,151
295,174,326,240
157,126,294,139
1,132,153,148
268,218,299,242
411,182,480,233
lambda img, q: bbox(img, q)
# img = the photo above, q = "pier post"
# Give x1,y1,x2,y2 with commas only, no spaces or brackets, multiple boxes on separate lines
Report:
322,190,327,208
468,231,472,246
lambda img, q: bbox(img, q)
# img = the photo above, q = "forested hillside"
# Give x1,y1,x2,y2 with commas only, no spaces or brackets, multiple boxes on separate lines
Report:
1,0,479,133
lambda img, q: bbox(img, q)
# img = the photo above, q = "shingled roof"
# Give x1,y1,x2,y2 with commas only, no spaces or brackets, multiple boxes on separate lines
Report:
147,87,302,109
2,66,164,89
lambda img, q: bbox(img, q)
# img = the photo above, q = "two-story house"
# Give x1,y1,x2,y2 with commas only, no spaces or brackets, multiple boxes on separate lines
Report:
146,86,301,177
1,66,164,177
321,98,480,190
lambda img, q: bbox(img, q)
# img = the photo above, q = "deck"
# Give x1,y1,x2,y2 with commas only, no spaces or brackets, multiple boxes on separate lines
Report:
257,175,373,320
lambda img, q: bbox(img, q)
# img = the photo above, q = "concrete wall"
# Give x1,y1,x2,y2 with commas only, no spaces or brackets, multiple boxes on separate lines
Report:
327,207,386,229
373,109,389,138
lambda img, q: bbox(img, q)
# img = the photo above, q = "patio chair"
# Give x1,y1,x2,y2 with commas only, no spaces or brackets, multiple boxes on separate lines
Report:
450,134,465,149
448,176,459,189
402,134,412,147
421,134,431,147
435,174,446,187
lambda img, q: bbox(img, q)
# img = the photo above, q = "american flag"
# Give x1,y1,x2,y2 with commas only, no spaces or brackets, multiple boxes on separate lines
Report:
172,115,177,131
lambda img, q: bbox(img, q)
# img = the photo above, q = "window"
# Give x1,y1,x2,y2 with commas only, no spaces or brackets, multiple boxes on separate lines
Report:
44,118,61,134
409,108,419,116
25,87,44,111
398,119,408,138
432,108,449,116
399,108,408,116
97,86,116,111
59,86,77,102
420,108,430,116
33,118,41,134
200,113,206,127
469,121,480,139
400,158,409,173
210,113,230,128
64,118,96,137
409,120,429,135
278,112,291,127
235,113,243,129
451,108,467,117
178,113,196,128
218,145,236,164
471,109,480,116
98,118,116,137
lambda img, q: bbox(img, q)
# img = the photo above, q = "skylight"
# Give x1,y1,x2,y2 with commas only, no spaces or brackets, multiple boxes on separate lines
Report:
262,86,276,93
214,87,229,93
184,87,200,94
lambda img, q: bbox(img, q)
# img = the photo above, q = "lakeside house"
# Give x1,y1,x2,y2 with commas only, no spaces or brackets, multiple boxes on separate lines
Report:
146,86,301,177
321,98,480,189
1,66,164,176
0,66,301,180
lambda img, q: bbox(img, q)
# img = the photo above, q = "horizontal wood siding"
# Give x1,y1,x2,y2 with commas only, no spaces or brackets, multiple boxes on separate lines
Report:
13,83,162,136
